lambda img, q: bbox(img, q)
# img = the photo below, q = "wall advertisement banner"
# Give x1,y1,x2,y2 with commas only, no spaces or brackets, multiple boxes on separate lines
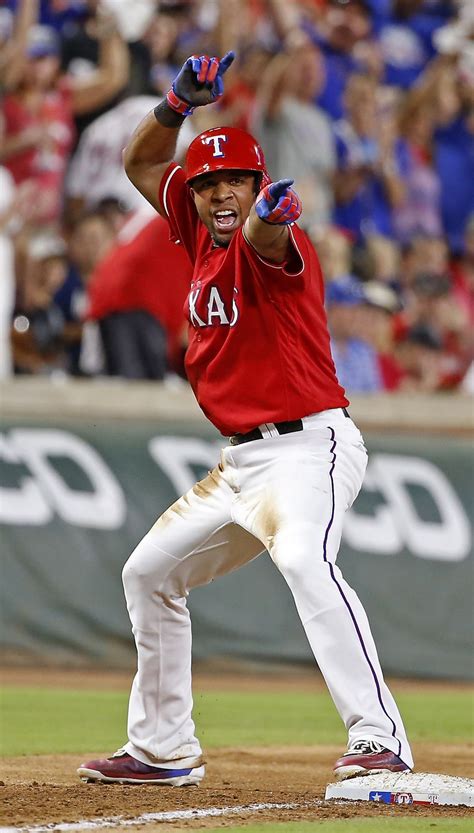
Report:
1,419,472,677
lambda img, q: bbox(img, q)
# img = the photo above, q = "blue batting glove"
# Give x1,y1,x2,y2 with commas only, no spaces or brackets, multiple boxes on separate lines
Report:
255,179,302,225
166,51,235,116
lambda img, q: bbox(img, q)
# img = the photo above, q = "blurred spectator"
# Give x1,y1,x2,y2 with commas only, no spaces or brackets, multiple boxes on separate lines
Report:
218,44,273,133
1,0,471,393
85,211,192,379
332,72,406,241
396,269,469,388
212,0,276,132
101,0,156,43
11,230,71,374
0,10,129,226
377,0,451,89
64,94,197,221
141,9,182,97
449,213,474,329
59,0,132,140
0,166,17,379
461,360,474,394
326,274,383,392
411,12,474,253
67,208,117,354
394,323,445,391
164,0,225,65
311,0,374,120
434,67,474,256
311,225,353,282
358,279,403,390
399,234,449,292
393,92,443,242
67,206,117,285
17,0,88,32
49,200,127,373
61,207,118,374
362,233,401,284
0,0,36,92
252,44,335,228
94,195,130,234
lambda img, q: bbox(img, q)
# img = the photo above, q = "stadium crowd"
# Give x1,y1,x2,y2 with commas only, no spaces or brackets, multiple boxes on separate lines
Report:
1,0,473,393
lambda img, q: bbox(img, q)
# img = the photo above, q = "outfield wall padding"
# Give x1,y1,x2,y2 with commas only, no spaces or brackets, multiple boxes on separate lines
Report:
1,392,473,678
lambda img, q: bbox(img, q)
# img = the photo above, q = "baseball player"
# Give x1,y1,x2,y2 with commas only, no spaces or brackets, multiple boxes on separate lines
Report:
78,51,413,786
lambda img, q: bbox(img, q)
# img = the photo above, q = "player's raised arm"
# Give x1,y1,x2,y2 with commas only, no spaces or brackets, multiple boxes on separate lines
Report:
123,51,235,215
245,178,302,263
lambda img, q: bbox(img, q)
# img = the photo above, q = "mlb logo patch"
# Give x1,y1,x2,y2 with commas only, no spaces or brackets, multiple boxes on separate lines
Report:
369,791,392,803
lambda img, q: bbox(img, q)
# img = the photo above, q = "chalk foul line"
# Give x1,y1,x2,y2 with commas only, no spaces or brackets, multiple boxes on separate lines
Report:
0,799,328,833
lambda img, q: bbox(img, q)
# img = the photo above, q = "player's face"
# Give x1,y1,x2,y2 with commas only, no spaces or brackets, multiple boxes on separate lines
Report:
190,171,256,247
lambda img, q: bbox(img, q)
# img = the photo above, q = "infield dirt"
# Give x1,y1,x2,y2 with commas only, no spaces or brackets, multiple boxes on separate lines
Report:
1,668,472,830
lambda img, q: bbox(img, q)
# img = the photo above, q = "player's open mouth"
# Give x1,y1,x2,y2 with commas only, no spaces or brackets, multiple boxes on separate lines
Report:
213,210,238,231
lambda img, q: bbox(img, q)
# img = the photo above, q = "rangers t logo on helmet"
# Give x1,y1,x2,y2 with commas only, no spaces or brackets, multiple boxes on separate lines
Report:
184,126,270,185
203,134,227,158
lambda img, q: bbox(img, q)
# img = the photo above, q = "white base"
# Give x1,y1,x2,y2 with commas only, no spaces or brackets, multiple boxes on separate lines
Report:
325,771,474,807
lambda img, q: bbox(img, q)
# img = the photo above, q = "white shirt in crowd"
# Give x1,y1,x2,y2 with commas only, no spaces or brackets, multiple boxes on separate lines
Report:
252,98,335,229
65,96,197,211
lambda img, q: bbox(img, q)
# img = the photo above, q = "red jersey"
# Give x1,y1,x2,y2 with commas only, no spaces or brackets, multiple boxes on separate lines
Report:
2,80,74,222
159,163,348,435
86,213,192,369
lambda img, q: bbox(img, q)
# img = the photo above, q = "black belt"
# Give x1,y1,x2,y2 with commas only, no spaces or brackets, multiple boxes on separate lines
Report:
229,408,350,446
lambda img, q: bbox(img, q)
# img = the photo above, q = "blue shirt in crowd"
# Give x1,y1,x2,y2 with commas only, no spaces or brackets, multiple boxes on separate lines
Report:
434,116,474,255
332,121,409,241
6,0,87,30
330,338,382,393
316,46,360,121
376,1,452,88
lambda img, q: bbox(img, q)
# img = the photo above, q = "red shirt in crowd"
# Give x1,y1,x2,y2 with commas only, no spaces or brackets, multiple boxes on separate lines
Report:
159,163,348,436
2,79,75,223
378,353,404,390
87,213,192,370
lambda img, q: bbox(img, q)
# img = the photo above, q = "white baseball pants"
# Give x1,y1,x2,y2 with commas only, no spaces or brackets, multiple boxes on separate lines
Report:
122,408,413,770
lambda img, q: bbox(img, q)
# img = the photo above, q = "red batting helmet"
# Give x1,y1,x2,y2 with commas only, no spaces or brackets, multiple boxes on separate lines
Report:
184,126,270,185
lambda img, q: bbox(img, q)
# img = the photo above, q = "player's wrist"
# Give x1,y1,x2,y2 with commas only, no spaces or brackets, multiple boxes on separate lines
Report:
166,88,195,117
154,100,187,128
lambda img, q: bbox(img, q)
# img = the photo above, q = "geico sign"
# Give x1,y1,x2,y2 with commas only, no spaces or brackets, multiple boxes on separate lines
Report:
0,429,125,529
343,454,471,562
0,431,471,562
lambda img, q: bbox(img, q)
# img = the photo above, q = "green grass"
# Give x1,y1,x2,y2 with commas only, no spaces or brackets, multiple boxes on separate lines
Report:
0,686,472,756
202,823,472,833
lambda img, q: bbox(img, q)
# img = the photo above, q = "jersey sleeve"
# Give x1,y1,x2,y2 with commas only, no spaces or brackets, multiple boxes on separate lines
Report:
158,163,199,262
241,223,306,278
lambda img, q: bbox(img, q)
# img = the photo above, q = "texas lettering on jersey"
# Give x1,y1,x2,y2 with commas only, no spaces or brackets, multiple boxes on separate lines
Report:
188,283,239,328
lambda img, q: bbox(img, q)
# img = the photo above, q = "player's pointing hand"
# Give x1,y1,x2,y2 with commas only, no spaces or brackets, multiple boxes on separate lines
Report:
255,179,303,225
166,51,235,116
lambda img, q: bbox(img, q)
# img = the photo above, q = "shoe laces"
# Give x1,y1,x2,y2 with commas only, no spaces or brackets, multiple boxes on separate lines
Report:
346,739,386,756
111,747,128,758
